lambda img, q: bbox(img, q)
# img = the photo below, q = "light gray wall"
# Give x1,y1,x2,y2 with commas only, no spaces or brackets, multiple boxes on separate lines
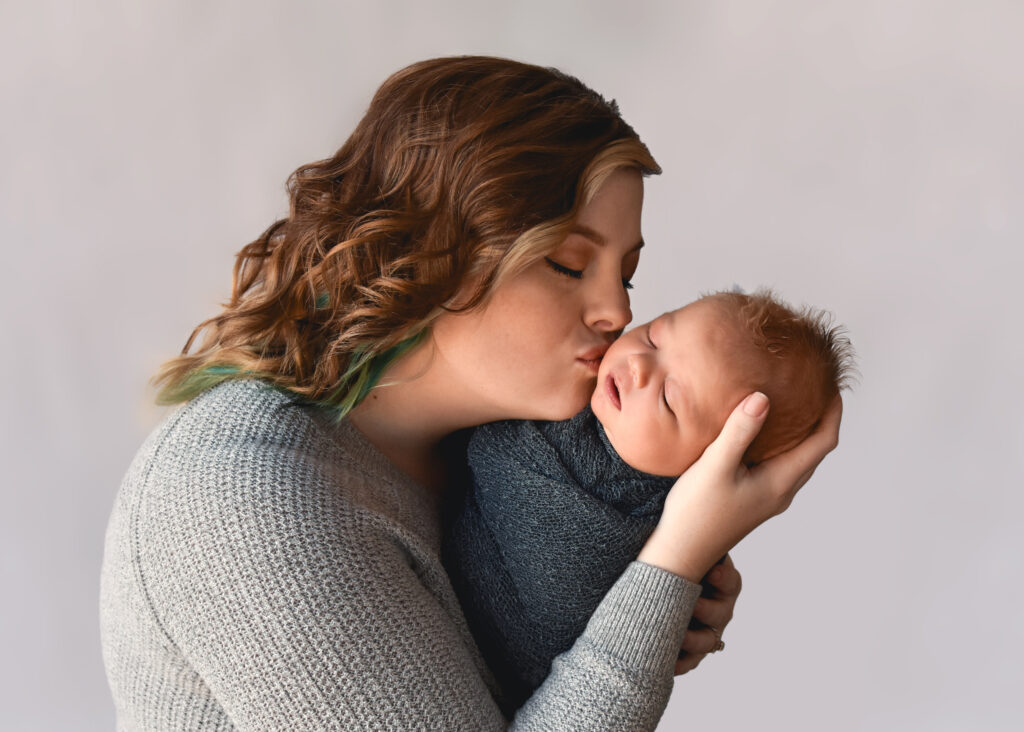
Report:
2,1,1021,729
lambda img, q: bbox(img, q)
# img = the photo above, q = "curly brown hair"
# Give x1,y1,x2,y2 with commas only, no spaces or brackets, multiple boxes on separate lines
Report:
154,56,660,414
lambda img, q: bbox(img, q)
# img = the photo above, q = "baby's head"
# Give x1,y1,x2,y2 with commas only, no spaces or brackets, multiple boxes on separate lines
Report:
591,289,855,476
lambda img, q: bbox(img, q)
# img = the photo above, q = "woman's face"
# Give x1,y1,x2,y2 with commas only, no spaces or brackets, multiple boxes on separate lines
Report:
431,167,645,422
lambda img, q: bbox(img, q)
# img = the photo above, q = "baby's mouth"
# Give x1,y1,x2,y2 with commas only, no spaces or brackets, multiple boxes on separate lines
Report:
605,374,621,410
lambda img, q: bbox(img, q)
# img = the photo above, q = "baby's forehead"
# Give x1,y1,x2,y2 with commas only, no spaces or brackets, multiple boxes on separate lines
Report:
651,299,724,337
652,300,752,369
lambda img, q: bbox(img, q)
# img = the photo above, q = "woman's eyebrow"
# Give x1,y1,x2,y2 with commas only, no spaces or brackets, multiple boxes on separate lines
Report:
570,224,644,252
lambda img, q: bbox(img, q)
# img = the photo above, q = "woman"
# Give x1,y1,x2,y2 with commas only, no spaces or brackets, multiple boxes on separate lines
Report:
100,56,840,730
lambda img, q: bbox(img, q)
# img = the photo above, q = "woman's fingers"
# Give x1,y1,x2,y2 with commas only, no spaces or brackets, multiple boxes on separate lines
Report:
689,597,732,636
674,555,741,676
691,561,741,626
676,554,740,677
675,621,727,674
708,554,742,597
680,626,722,654
702,392,770,469
647,396,835,581
674,653,703,675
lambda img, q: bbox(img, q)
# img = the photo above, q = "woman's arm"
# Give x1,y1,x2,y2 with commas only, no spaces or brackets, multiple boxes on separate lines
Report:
515,562,701,729
675,554,742,675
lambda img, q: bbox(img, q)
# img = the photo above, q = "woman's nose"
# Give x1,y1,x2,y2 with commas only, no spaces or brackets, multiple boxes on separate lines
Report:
627,353,650,388
584,274,632,336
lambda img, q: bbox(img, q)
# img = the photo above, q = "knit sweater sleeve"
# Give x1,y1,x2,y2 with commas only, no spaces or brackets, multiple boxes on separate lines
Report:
102,381,700,730
512,562,700,730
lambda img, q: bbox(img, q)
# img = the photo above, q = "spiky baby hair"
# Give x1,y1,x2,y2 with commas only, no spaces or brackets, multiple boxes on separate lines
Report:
701,288,857,465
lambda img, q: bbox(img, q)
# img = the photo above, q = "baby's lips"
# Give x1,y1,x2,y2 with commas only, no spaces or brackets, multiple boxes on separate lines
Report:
605,373,622,410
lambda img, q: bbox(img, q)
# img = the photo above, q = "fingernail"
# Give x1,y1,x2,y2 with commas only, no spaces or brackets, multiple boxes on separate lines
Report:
743,392,769,417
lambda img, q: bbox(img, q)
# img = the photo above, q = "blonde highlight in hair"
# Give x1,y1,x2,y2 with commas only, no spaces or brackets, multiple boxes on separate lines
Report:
153,56,660,414
484,140,658,293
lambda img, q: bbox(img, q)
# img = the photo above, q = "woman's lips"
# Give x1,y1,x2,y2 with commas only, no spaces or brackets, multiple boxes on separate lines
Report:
605,373,621,410
577,345,609,373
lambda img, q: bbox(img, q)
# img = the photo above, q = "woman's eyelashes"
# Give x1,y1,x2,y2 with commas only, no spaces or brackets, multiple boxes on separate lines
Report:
544,257,634,290
544,257,582,279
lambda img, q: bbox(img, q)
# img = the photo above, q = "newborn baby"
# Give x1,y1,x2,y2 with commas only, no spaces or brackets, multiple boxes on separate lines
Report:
442,288,854,714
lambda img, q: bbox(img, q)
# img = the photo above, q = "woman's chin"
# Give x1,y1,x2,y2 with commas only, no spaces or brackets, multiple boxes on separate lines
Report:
536,389,593,422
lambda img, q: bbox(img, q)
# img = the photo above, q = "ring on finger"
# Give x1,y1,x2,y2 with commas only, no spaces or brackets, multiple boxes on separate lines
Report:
707,625,726,654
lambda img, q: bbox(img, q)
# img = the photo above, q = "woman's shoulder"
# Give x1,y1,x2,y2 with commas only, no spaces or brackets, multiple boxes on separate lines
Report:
154,378,322,454
138,379,409,484
121,380,318,501
119,378,437,551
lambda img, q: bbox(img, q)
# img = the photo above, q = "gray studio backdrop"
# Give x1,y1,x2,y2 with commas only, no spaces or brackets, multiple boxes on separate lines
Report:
2,2,1021,730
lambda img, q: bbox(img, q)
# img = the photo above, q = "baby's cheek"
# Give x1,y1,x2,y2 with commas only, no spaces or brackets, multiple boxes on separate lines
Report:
624,426,686,477
658,425,706,476
610,428,658,474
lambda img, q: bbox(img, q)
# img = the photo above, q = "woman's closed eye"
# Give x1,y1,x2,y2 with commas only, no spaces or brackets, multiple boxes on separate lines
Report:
545,257,583,279
544,257,634,290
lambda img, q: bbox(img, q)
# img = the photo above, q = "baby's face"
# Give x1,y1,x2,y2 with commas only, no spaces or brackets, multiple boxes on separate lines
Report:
590,300,750,476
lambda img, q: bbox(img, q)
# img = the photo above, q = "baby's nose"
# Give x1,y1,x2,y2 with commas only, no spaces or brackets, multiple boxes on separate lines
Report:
628,353,650,387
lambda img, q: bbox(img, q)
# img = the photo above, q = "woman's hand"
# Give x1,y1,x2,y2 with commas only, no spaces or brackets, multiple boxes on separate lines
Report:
674,554,741,675
638,391,843,584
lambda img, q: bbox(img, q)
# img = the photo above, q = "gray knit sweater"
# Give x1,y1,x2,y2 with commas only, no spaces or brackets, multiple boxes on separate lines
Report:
100,380,701,730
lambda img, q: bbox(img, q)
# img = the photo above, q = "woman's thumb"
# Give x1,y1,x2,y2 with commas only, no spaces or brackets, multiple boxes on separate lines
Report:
706,392,770,467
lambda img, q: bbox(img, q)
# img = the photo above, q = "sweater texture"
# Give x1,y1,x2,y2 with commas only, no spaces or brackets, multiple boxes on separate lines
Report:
443,407,676,712
100,379,700,730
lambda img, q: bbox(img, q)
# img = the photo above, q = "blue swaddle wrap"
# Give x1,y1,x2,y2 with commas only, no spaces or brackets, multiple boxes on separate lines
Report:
442,406,676,713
